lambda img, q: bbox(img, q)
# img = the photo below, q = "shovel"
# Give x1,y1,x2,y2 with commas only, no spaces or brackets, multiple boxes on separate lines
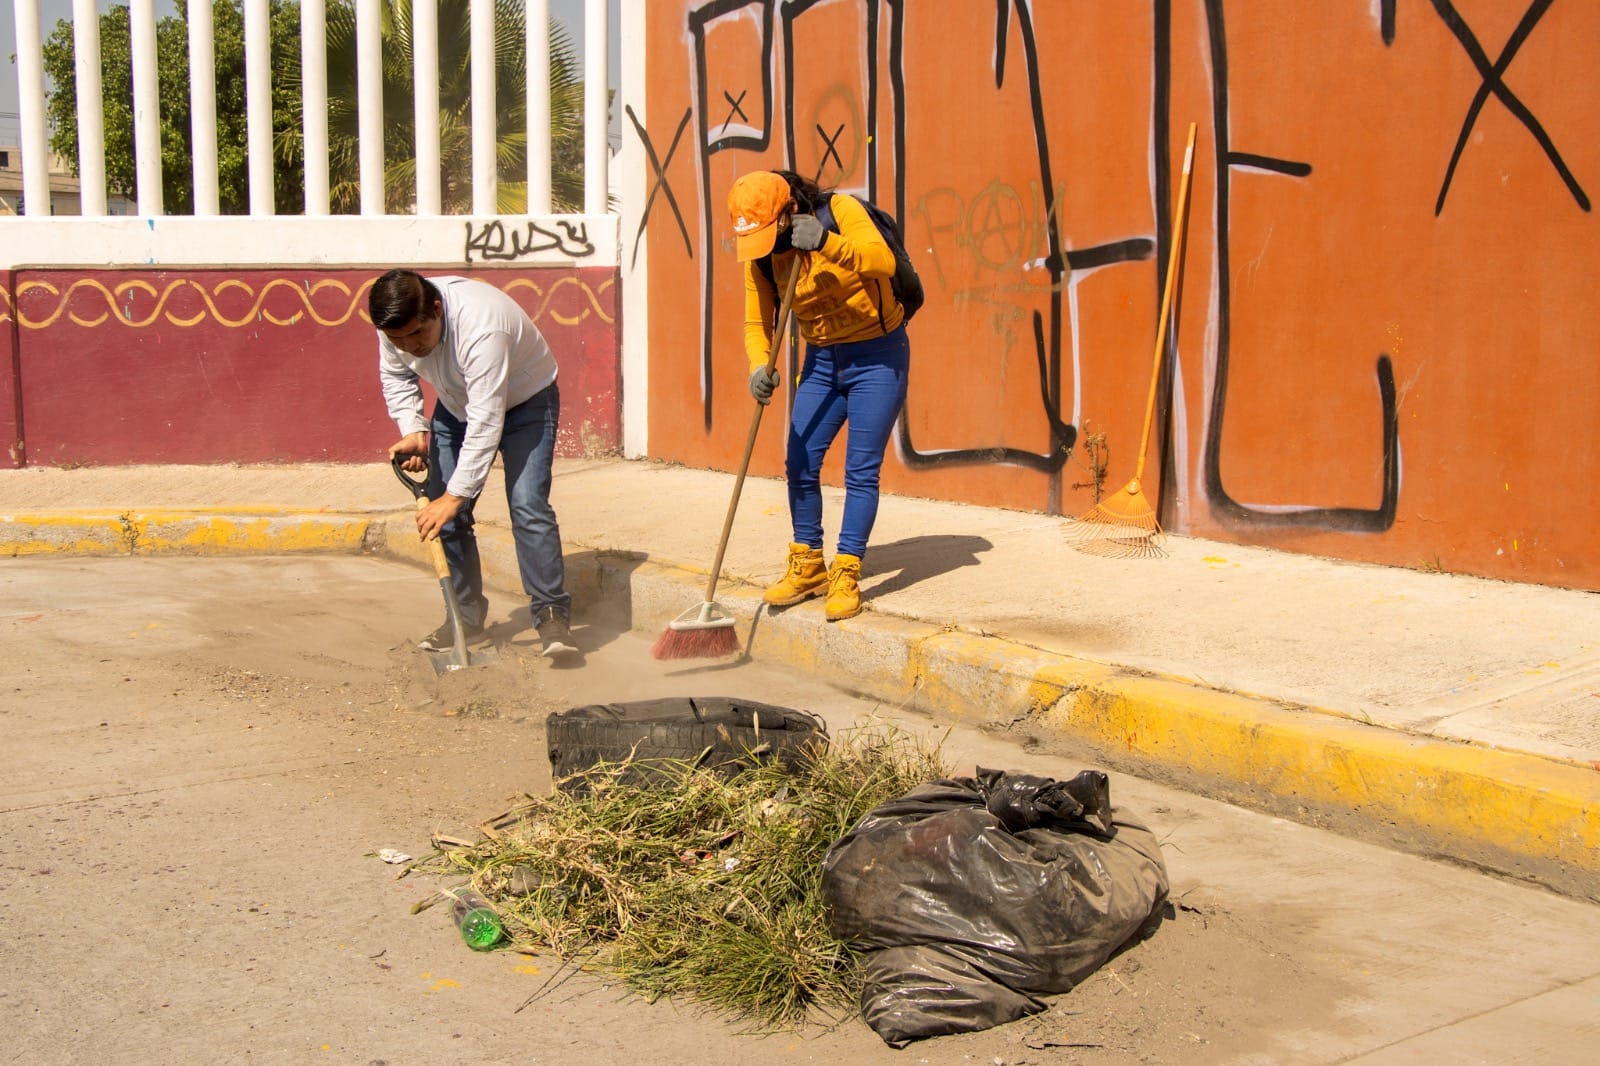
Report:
391,456,494,673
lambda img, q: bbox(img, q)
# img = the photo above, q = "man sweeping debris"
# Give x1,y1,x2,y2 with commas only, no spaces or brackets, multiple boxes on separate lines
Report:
370,268,579,659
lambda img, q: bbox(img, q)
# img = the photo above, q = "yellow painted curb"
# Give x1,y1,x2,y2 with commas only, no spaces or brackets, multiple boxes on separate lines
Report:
13,506,1592,895
529,538,1600,894
1032,663,1600,888
383,523,1600,894
0,510,371,556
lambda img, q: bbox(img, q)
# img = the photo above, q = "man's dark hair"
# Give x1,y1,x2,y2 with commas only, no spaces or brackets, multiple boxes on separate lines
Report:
368,269,443,330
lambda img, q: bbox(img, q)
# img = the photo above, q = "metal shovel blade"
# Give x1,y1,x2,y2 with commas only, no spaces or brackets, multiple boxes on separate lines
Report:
395,458,500,675
424,640,498,674
423,573,499,674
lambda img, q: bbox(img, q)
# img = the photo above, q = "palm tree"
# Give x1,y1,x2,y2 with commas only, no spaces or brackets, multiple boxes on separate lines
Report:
319,0,585,213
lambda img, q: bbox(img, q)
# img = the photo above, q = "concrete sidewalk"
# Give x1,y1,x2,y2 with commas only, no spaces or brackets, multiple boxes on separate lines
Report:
2,456,1597,897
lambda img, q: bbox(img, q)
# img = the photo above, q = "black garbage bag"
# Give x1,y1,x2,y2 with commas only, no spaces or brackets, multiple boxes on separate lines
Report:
821,768,1169,1046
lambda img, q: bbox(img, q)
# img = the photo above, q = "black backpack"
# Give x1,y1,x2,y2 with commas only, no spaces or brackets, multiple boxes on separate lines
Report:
759,193,924,326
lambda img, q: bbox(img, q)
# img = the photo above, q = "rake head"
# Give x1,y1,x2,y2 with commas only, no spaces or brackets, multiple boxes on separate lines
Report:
1065,478,1167,559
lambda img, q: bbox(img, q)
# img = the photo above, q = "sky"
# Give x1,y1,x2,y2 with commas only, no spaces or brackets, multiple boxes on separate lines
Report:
1,0,620,144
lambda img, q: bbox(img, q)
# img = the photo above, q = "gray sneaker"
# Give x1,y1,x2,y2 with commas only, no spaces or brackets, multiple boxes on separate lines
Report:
418,618,485,652
535,606,578,658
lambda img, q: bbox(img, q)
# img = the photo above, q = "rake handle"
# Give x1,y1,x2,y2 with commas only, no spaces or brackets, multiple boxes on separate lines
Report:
702,257,803,602
1132,122,1197,487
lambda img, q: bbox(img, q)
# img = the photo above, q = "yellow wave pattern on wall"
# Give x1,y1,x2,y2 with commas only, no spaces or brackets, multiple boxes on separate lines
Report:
505,276,616,326
8,274,614,330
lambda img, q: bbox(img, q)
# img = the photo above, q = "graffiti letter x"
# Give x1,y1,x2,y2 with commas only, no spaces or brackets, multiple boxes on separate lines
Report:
1431,0,1589,214
626,105,695,269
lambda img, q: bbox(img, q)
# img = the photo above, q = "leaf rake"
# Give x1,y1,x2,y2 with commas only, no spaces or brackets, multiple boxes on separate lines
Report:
1068,123,1197,559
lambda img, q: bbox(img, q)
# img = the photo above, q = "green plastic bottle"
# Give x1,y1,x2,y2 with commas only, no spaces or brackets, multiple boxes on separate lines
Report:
448,887,504,951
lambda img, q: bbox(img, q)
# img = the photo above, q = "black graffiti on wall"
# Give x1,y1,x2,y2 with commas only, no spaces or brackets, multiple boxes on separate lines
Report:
634,0,1591,532
1199,0,1398,533
1427,0,1589,215
1200,0,1584,532
893,0,1072,477
688,0,776,428
677,0,1157,475
626,105,695,270
463,219,593,262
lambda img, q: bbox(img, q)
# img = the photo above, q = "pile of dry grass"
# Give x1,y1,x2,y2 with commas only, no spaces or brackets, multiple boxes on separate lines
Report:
410,722,949,1028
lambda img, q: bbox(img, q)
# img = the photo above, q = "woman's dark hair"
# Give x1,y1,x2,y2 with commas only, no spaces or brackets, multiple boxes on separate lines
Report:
368,268,443,330
764,170,832,255
770,169,831,214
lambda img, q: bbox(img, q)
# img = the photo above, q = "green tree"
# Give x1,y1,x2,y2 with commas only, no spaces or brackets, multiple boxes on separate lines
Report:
41,0,304,214
320,0,586,213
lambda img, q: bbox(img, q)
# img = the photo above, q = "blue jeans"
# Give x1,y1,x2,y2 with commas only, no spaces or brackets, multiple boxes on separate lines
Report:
787,327,910,560
428,384,570,627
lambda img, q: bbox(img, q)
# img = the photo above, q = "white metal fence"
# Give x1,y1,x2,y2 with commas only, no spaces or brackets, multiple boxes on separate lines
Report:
4,0,611,224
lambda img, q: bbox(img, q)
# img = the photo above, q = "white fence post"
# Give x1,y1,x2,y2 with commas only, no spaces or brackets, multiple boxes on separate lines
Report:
245,0,274,215
302,0,330,215
413,0,442,215
526,0,551,214
130,0,163,215
71,0,107,216
190,0,220,215
356,0,385,215
471,0,497,215
12,0,51,216
584,0,607,215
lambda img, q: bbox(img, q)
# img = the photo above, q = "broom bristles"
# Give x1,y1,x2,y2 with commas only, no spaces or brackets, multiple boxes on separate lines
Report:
652,599,742,660
651,623,741,660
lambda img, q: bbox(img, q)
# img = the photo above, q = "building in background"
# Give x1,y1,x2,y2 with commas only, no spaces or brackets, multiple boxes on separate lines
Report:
0,144,134,216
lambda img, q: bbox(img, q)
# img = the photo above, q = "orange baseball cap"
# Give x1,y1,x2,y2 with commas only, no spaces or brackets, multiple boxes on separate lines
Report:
728,171,793,261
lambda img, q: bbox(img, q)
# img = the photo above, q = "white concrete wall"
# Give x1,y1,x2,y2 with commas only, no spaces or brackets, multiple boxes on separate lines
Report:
0,214,619,269
616,0,647,458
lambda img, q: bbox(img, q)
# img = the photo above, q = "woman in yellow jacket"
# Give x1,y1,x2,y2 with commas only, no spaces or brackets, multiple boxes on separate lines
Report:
727,169,911,621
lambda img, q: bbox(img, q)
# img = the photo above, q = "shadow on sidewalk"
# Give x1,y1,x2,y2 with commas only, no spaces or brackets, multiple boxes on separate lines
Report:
864,534,993,599
487,548,647,666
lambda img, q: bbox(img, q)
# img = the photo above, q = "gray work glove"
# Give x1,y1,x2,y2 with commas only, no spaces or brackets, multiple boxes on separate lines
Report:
749,366,779,405
789,213,826,251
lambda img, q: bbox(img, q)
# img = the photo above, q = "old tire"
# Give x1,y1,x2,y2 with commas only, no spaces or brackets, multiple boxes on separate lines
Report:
546,696,828,791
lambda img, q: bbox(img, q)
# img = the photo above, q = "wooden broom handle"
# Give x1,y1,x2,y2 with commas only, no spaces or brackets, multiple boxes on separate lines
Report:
1132,123,1197,486
702,258,803,602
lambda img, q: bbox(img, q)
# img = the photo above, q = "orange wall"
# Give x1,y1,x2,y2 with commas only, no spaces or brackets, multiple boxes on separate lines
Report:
639,0,1600,589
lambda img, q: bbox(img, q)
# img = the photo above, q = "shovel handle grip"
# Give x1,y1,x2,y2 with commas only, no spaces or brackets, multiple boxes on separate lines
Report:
391,454,430,499
416,497,453,580
392,456,453,580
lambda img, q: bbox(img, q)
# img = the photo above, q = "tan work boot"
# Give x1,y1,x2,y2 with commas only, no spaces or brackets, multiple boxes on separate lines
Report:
765,543,828,606
825,554,863,621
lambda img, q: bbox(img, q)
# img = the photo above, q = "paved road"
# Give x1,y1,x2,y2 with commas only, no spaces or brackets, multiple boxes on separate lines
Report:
5,458,1596,897
2,554,1596,1064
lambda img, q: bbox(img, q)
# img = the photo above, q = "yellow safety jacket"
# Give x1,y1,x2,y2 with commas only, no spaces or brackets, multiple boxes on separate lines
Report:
742,193,908,373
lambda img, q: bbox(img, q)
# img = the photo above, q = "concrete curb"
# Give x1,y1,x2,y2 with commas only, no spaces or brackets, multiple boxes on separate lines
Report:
370,512,1600,899
0,509,371,556
6,506,1597,899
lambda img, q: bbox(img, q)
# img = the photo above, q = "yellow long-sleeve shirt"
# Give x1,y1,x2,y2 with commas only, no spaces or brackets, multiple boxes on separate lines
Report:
742,193,907,372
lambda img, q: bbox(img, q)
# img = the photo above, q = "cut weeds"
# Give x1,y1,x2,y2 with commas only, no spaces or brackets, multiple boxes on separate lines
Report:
409,723,949,1029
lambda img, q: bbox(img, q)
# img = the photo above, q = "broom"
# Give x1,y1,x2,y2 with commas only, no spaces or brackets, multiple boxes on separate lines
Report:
1067,122,1197,559
653,257,803,659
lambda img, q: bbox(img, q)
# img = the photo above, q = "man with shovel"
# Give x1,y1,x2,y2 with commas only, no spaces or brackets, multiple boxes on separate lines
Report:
370,268,578,659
